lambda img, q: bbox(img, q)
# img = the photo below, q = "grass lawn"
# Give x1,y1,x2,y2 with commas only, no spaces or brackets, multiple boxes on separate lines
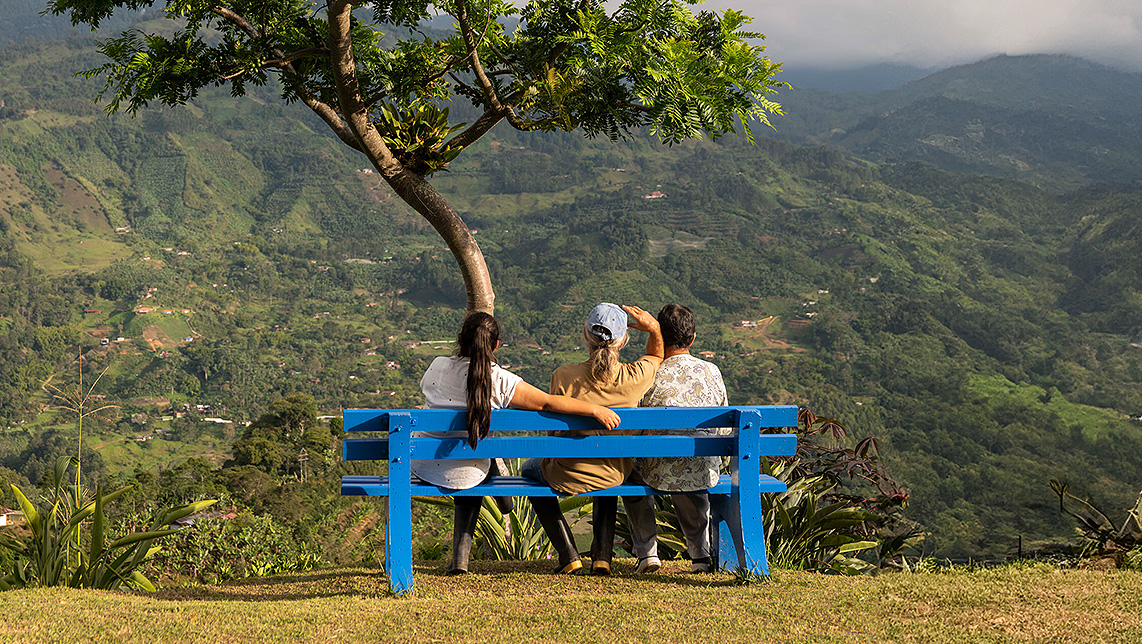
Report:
2,561,1140,643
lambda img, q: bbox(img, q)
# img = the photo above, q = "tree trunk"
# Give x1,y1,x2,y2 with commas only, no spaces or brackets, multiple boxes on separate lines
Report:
379,168,496,314
325,0,495,314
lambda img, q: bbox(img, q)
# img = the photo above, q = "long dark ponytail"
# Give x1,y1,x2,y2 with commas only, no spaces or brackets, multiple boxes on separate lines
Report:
457,312,500,448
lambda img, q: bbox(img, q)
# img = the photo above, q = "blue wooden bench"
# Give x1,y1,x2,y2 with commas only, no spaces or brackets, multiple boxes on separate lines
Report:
341,405,798,594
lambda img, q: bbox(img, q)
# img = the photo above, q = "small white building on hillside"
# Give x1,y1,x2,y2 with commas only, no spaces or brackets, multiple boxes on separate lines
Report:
1,507,26,527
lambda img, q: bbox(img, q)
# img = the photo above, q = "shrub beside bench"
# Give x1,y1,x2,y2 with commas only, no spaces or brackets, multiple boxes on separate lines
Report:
341,405,798,594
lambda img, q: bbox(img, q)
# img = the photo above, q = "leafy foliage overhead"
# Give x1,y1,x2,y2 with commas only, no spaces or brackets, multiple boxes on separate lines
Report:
49,0,785,151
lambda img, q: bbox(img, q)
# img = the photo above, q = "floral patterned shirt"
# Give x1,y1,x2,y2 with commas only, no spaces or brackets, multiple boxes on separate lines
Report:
637,354,730,491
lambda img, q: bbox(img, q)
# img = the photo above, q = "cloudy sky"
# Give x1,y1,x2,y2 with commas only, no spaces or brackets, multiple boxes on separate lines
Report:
707,0,1142,72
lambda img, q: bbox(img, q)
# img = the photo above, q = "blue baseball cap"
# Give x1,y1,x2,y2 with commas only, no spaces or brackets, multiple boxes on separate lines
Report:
585,302,627,342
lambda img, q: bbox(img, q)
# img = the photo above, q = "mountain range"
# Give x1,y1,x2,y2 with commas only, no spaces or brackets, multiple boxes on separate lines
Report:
770,54,1142,189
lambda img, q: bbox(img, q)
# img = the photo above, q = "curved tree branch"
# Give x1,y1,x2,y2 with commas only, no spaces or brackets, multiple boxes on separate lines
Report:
216,48,329,79
448,71,478,95
298,91,363,152
361,90,390,111
454,0,504,112
210,6,259,38
264,48,329,67
441,80,540,151
210,5,358,151
443,108,507,152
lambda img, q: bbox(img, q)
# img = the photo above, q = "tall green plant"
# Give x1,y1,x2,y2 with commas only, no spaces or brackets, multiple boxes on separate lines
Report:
614,408,913,572
780,409,917,569
0,457,215,591
44,354,118,491
761,460,878,574
614,466,881,574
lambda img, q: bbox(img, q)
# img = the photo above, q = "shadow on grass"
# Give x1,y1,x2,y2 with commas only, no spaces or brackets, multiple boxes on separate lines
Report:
420,558,744,588
153,560,746,602
154,568,392,602
584,562,744,588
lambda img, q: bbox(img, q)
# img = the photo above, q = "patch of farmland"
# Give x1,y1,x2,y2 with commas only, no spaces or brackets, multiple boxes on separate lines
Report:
43,162,113,234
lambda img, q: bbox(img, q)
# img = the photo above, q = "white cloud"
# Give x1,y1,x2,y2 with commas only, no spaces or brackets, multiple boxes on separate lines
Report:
708,0,1142,71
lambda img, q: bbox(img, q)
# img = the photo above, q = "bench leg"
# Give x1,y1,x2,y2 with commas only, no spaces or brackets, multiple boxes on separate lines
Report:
710,493,745,572
729,410,771,576
711,492,769,575
387,492,413,594
738,487,770,576
387,415,414,594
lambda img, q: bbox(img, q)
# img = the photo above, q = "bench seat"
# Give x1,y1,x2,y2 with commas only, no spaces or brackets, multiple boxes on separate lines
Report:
342,473,788,497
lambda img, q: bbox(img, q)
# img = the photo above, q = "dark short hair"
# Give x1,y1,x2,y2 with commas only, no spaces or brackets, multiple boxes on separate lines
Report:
658,303,696,349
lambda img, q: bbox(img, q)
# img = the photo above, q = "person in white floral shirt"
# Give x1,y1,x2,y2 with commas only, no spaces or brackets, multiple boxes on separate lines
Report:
625,303,729,573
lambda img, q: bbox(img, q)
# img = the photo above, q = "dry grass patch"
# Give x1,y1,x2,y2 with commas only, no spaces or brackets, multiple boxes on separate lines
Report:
1,562,1140,643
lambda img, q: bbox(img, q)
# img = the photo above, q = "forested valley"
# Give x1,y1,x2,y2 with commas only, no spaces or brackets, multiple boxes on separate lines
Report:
1,33,1141,562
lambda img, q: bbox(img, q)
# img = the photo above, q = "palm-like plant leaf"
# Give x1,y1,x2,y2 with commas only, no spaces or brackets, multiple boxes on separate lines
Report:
2,457,215,591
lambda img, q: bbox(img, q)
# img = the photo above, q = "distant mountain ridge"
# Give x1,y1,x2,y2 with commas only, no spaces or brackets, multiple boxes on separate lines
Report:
885,55,1142,123
780,62,938,93
770,54,1142,189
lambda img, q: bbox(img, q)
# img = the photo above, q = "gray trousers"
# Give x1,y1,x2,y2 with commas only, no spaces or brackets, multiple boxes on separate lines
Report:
623,490,712,560
523,459,716,562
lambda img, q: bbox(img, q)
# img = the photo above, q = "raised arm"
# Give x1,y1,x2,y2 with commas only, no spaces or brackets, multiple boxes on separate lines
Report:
509,381,621,429
623,305,665,366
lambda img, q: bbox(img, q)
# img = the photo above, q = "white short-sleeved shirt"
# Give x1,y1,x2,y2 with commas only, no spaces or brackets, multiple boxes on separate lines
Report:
411,356,523,489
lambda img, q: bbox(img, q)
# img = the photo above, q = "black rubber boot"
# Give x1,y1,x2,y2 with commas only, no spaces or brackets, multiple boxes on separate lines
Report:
448,496,482,575
530,497,581,572
590,497,617,575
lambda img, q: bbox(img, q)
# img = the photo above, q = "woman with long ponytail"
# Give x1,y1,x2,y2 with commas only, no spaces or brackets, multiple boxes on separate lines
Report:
414,312,620,575
460,314,497,448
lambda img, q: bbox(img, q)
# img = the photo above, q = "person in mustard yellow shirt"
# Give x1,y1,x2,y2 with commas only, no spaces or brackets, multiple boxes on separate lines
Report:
521,302,664,574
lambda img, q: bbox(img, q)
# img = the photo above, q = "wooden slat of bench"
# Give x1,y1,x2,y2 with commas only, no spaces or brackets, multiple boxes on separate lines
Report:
341,474,788,497
344,405,798,433
343,434,797,461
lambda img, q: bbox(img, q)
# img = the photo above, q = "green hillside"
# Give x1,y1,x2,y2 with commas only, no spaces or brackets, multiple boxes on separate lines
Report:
1,38,1141,558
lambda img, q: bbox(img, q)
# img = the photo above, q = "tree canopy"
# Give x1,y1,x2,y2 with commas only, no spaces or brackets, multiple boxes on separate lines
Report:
48,0,785,311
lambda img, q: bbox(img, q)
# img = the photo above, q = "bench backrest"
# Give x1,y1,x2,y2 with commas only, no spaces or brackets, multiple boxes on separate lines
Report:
342,405,799,461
